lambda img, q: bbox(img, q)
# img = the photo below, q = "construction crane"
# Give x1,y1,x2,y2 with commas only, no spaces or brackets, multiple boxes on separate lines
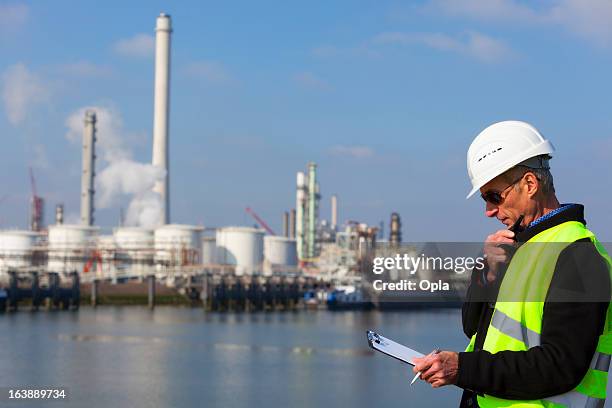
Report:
29,167,44,231
245,207,276,235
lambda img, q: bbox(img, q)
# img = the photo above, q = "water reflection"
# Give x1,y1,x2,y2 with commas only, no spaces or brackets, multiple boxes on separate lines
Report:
1,308,465,407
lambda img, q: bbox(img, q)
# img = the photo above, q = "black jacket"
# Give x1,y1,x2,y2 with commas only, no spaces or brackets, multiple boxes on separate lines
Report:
458,204,610,406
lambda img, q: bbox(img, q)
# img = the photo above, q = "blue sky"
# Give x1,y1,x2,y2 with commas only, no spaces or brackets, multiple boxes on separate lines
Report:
1,0,612,240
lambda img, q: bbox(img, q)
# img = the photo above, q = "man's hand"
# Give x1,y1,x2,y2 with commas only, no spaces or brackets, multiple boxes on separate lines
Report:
483,230,515,282
411,351,459,388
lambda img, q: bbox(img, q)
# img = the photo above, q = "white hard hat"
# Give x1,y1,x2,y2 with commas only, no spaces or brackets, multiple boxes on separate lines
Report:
466,120,555,199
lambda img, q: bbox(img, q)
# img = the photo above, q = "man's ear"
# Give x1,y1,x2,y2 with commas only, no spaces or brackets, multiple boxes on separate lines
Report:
523,172,539,198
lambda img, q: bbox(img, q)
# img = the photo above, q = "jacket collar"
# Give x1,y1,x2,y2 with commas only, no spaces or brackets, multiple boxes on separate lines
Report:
515,204,585,243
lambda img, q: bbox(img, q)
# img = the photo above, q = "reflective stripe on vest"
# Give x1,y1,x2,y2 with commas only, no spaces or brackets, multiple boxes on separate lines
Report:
491,308,541,349
470,221,612,408
542,349,610,407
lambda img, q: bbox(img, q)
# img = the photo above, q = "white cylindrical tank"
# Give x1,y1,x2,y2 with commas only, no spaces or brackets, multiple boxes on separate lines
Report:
47,224,98,274
0,230,39,274
216,227,264,275
114,227,154,275
155,224,202,266
97,235,116,276
201,237,216,264
264,236,298,266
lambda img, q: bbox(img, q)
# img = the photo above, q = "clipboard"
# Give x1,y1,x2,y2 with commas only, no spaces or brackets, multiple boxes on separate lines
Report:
366,330,424,366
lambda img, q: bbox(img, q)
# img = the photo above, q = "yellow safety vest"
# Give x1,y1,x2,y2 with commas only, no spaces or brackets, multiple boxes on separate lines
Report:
465,221,612,408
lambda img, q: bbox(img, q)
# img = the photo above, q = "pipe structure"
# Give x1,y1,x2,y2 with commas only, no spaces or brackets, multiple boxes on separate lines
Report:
81,110,96,226
331,194,337,230
55,204,64,225
307,163,318,259
295,172,306,260
390,212,402,245
289,209,296,239
282,211,289,238
148,275,156,309
152,12,172,225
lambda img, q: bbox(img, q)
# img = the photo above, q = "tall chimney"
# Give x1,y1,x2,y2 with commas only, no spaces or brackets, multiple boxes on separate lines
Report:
289,209,296,239
390,212,402,246
152,12,172,225
55,204,64,225
282,211,289,237
307,163,318,259
81,110,96,226
295,172,306,259
331,194,337,230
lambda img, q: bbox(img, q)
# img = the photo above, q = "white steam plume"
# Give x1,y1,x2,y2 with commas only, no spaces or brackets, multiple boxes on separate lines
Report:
65,105,164,227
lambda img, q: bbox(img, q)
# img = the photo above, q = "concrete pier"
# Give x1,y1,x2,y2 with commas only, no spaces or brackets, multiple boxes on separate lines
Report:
91,279,98,307
148,275,156,309
204,276,303,312
0,271,81,312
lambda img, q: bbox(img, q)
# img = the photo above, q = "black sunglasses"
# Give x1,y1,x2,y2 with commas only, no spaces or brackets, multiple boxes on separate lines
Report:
480,174,525,205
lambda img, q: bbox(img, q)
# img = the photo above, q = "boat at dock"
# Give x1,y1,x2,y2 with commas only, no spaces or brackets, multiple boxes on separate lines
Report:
326,285,373,311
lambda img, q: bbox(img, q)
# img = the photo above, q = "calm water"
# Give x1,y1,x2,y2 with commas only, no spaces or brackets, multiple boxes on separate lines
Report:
0,308,470,407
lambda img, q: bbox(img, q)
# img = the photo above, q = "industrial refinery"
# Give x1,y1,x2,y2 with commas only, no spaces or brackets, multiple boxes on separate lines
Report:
0,12,404,312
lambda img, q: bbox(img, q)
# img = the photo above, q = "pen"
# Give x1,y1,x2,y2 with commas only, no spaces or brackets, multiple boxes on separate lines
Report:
411,348,441,385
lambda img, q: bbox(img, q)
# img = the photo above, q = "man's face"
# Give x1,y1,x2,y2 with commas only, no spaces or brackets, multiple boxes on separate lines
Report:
480,173,528,227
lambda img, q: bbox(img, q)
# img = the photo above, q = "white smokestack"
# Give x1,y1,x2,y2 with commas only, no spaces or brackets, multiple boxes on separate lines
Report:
81,110,96,226
152,12,172,225
331,194,337,230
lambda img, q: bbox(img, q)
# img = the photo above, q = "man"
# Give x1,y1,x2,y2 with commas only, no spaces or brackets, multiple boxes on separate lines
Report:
412,120,612,407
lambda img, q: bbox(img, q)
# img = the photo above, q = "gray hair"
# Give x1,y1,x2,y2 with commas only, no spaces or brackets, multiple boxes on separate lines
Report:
504,155,555,195
520,166,555,195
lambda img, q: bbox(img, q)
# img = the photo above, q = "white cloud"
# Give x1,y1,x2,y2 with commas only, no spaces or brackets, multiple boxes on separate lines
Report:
371,31,514,63
0,3,29,32
1,63,50,125
329,145,374,159
424,0,538,22
60,61,113,78
125,190,165,228
96,159,164,206
549,0,612,47
183,61,233,85
464,31,515,63
294,71,331,90
65,105,165,227
425,0,612,48
65,105,128,162
113,34,155,58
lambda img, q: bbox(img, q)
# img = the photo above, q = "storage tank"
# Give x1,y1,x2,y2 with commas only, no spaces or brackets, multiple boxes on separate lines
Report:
155,224,203,267
0,230,40,275
115,227,153,259
201,236,216,264
264,236,298,266
216,227,264,275
47,224,98,274
97,235,116,277
114,227,154,276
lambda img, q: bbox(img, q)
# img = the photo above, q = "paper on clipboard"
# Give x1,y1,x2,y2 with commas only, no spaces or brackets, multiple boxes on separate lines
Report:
366,330,424,366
